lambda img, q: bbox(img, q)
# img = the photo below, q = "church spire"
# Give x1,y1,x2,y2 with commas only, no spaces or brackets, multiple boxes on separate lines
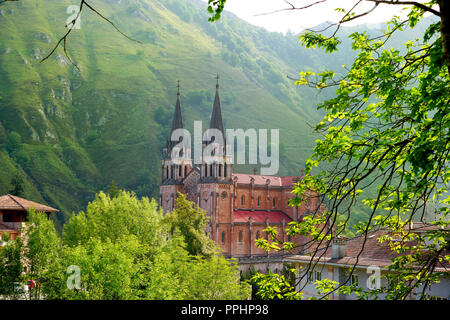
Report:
209,74,224,134
165,80,184,155
171,80,183,132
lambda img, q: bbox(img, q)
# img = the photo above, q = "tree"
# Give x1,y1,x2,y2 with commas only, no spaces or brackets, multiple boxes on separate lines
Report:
5,131,30,168
182,254,250,300
6,131,22,155
9,172,25,197
210,1,449,300
164,193,216,257
108,180,120,199
40,190,250,300
0,235,23,299
62,190,166,248
22,210,61,300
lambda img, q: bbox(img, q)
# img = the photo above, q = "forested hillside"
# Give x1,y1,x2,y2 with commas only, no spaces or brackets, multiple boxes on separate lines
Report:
0,0,435,227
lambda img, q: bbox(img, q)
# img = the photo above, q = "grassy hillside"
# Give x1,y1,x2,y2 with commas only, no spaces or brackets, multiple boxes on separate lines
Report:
0,0,435,227
0,0,326,226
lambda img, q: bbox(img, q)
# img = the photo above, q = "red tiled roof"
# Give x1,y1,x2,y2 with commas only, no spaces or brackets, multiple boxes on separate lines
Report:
232,173,302,187
0,194,58,213
233,210,292,224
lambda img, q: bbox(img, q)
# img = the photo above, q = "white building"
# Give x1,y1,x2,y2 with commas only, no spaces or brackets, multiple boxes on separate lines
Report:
284,223,450,300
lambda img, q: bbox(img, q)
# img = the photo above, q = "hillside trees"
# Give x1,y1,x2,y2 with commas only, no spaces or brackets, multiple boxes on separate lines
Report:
8,172,25,197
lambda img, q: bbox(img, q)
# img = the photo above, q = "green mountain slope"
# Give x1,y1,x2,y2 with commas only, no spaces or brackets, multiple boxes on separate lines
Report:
0,0,324,225
0,0,435,227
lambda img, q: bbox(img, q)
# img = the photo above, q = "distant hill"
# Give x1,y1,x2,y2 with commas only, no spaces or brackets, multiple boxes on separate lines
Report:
0,0,435,227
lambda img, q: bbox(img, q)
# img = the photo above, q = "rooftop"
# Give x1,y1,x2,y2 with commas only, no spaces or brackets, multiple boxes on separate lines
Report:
285,226,450,272
232,173,302,187
0,194,59,213
233,209,293,224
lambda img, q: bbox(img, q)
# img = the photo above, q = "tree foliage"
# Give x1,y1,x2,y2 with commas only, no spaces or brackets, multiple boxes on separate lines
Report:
8,172,25,197
0,190,250,300
0,236,23,298
210,0,449,300
164,193,216,257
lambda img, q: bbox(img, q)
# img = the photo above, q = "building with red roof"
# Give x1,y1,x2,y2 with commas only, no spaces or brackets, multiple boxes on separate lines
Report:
0,194,58,242
159,80,326,272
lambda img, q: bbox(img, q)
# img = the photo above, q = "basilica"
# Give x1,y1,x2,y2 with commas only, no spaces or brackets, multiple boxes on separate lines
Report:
159,79,325,272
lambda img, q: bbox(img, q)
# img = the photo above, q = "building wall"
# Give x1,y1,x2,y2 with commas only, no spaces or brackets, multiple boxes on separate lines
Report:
415,277,450,300
160,165,323,271
294,262,450,300
160,184,184,214
238,260,285,274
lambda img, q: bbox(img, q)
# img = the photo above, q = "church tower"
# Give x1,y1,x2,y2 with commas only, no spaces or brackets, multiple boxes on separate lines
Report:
198,75,234,241
200,75,232,183
160,81,192,213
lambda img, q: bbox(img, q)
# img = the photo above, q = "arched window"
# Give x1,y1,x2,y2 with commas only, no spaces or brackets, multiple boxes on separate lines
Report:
179,165,182,177
221,231,226,244
224,164,227,177
171,165,174,179
241,195,245,206
210,164,213,177
219,164,222,177
238,231,243,243
184,166,188,177
257,196,261,207
273,197,276,208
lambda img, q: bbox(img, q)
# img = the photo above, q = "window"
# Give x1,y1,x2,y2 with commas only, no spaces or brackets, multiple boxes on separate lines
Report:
184,166,187,177
273,197,276,208
210,164,213,176
238,231,243,243
241,195,245,206
219,164,222,177
179,165,182,177
315,271,322,281
351,274,359,287
224,164,227,177
256,231,260,239
221,231,226,244
257,196,261,207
